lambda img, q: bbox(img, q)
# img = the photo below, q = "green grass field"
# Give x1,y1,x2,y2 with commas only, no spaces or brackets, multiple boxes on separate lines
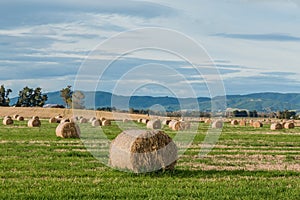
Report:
1,119,299,199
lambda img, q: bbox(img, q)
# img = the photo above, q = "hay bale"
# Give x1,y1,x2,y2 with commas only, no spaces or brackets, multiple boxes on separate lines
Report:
56,122,80,138
168,120,177,129
55,115,63,119
3,118,13,125
70,116,78,123
123,119,130,123
146,120,161,130
181,121,191,130
102,120,111,126
212,120,223,129
49,117,57,123
32,116,39,120
284,122,295,129
239,120,247,126
4,116,12,120
100,117,106,121
171,121,182,131
17,116,24,121
89,117,97,123
137,118,143,123
205,119,212,124
109,130,177,173
141,119,149,124
231,120,238,125
28,119,41,127
162,119,171,125
249,119,254,126
79,118,88,123
92,119,102,127
13,114,19,119
252,121,263,128
60,118,70,124
270,123,283,130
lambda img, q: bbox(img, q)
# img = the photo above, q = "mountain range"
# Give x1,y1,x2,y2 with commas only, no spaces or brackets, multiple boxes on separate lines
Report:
10,91,300,112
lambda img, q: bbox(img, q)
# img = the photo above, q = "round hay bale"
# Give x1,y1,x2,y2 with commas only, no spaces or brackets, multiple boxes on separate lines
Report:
89,117,97,123
109,130,177,173
141,119,149,124
252,121,263,128
60,118,70,124
231,120,238,125
100,117,106,121
205,119,212,124
284,122,295,129
79,118,88,123
3,118,13,125
249,119,254,126
212,120,223,129
137,118,143,123
168,120,177,129
70,116,78,123
17,116,24,121
102,120,111,126
123,119,130,123
92,119,102,127
171,121,182,131
49,117,57,123
162,119,171,125
28,119,41,127
13,114,19,119
270,123,283,130
56,122,80,138
55,115,63,119
239,120,247,126
32,116,39,120
4,116,12,120
146,120,162,130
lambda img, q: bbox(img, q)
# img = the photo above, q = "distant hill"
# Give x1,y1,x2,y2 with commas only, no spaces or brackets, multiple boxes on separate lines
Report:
10,91,300,112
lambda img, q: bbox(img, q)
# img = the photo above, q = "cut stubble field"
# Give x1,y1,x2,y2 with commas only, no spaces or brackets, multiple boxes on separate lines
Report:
1,119,300,199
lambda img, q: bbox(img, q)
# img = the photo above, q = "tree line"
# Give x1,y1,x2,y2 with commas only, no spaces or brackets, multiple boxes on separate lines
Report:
0,85,84,108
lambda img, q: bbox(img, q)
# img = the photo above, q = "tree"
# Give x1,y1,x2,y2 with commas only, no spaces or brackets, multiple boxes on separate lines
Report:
72,91,85,109
0,85,12,106
60,85,73,108
16,86,48,107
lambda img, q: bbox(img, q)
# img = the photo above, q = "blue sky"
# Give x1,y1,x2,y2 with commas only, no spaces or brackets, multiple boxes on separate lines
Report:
1,0,300,98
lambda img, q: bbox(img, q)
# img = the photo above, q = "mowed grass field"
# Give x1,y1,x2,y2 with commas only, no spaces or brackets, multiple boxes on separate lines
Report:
1,119,300,199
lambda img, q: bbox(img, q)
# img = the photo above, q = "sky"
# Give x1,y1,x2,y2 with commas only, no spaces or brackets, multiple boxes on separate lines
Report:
1,0,300,98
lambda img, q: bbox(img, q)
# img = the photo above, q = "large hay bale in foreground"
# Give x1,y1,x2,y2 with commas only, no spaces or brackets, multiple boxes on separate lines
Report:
92,119,102,127
3,118,13,125
270,123,283,130
17,116,24,121
284,122,295,129
252,121,263,128
212,120,223,129
28,119,41,127
146,120,161,130
56,122,80,138
109,130,177,173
